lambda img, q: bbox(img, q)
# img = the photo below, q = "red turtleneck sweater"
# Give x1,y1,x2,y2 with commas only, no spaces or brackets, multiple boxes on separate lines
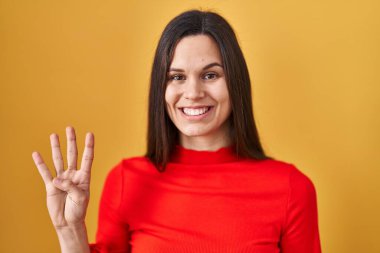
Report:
89,145,321,253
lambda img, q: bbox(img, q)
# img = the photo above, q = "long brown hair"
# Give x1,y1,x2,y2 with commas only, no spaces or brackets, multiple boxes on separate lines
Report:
146,10,272,172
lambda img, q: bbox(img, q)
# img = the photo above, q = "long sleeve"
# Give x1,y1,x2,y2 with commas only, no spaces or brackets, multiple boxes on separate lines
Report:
88,149,322,252
89,163,130,253
280,167,322,253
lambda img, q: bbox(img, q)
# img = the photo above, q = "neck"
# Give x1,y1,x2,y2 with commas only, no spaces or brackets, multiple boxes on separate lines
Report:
179,122,232,151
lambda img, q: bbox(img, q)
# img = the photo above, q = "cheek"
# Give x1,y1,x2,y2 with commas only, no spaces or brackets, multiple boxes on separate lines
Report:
218,87,232,117
164,86,173,106
164,86,178,115
213,85,231,107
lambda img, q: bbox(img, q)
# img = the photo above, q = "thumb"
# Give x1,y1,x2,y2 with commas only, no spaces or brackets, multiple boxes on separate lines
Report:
53,178,86,203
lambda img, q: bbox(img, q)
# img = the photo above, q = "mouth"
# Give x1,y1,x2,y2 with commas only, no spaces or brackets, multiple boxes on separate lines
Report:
178,106,214,119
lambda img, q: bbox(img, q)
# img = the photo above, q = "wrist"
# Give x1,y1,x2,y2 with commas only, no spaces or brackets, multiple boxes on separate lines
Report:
55,222,90,253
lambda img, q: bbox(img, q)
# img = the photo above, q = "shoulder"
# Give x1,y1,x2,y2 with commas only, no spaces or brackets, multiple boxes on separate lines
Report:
105,155,159,181
101,156,159,197
268,159,317,194
252,158,317,191
120,155,154,169
287,164,318,202
263,159,319,204
246,158,302,177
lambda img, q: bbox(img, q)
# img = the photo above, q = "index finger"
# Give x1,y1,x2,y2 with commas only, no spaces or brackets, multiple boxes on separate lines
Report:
80,132,94,175
32,152,53,185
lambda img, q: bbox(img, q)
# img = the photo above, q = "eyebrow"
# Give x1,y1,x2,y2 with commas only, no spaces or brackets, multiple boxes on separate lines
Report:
169,62,223,72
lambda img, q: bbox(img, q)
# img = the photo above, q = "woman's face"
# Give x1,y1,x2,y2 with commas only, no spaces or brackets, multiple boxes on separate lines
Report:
165,34,232,149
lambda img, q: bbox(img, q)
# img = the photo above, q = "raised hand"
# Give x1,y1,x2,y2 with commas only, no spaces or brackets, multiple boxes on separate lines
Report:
32,126,94,229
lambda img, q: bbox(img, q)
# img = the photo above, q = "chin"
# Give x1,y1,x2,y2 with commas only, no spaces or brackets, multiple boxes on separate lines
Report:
180,126,211,137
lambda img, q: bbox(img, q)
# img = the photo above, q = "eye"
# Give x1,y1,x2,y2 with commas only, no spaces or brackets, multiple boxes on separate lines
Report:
203,72,218,80
169,74,185,81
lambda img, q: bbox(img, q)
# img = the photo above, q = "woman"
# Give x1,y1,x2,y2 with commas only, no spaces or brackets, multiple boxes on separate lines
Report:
32,10,321,253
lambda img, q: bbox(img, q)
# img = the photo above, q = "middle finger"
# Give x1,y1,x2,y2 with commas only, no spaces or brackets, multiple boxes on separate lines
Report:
50,133,64,176
66,126,78,171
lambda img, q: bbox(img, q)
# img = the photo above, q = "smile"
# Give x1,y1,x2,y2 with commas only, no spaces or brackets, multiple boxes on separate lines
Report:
179,106,213,120
182,107,211,116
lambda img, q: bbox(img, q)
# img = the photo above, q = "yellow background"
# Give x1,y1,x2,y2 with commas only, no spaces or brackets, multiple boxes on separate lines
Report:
1,0,379,252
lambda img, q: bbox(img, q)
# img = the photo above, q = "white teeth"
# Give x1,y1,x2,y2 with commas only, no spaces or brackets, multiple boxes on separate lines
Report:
183,107,210,116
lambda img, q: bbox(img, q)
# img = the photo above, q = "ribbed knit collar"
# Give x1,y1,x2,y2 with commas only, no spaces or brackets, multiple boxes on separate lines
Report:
169,144,240,165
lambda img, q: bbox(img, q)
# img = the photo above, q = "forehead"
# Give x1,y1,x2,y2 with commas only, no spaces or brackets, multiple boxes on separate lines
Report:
170,35,222,67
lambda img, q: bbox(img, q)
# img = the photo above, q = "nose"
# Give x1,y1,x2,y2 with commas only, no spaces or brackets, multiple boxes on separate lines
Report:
183,76,205,100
